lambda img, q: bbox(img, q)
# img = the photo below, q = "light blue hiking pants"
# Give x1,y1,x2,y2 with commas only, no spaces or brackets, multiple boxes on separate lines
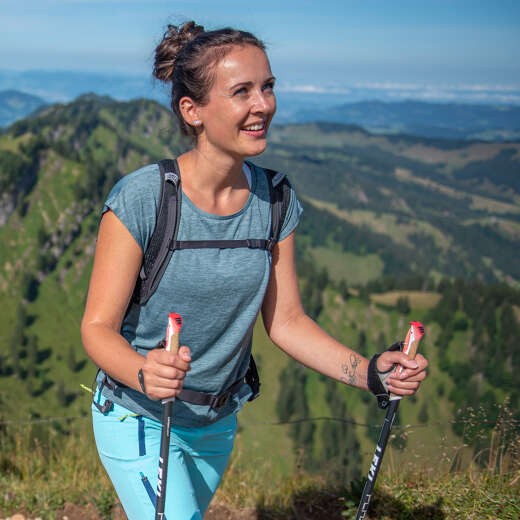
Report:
91,391,237,520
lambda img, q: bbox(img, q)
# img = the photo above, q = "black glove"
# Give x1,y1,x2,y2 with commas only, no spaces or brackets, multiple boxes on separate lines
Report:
367,341,403,409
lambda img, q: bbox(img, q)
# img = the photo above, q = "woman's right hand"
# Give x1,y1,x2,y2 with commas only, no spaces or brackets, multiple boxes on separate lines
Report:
141,346,192,400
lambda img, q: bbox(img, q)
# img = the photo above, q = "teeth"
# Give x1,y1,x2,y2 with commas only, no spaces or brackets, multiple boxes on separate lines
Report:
244,124,264,131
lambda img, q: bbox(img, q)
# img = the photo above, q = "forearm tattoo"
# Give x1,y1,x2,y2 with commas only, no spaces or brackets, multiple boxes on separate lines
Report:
341,353,361,386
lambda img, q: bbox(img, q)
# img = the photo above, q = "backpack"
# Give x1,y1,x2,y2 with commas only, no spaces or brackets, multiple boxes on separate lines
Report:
94,158,292,413
132,158,291,306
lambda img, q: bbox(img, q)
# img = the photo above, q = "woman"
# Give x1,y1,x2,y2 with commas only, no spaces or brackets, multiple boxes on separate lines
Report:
81,21,428,520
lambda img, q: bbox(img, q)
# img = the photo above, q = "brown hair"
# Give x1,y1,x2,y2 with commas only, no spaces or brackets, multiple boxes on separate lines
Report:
153,21,266,136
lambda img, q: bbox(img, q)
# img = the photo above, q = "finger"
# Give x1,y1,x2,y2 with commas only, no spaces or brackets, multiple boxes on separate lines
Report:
148,375,185,390
395,357,428,380
415,354,428,369
390,370,427,383
178,346,191,362
153,350,191,371
387,380,420,395
387,377,421,390
151,364,188,380
147,386,184,401
395,352,420,370
377,351,419,372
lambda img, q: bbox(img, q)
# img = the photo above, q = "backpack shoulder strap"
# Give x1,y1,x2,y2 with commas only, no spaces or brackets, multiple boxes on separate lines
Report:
262,166,292,246
133,159,181,305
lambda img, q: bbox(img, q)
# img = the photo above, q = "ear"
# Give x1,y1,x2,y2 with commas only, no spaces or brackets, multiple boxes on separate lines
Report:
179,96,202,128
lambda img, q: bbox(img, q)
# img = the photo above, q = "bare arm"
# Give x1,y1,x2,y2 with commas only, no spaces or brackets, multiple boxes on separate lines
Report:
261,233,427,395
81,210,190,400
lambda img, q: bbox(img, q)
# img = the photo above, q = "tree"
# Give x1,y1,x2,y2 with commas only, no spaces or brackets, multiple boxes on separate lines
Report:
67,345,77,372
26,335,38,380
276,360,316,470
418,403,429,423
56,380,67,407
9,305,26,378
357,330,368,357
396,296,410,315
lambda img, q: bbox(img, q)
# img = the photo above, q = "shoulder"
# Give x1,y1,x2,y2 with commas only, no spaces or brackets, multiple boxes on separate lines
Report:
105,163,162,215
109,163,161,199
103,163,162,251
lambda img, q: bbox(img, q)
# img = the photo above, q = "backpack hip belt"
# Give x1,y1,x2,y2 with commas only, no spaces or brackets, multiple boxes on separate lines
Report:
93,357,259,414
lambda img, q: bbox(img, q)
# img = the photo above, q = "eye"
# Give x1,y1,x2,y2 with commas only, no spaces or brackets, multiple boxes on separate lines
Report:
233,86,248,96
263,81,275,92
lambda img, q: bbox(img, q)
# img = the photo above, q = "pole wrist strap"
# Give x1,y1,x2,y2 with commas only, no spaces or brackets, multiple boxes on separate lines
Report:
367,341,403,409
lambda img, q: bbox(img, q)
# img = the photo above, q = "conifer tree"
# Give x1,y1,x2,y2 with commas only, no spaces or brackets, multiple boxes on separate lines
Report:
418,402,429,423
67,345,77,372
26,335,38,380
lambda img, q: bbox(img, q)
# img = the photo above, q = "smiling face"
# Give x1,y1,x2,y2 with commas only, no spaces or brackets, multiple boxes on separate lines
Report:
194,45,276,160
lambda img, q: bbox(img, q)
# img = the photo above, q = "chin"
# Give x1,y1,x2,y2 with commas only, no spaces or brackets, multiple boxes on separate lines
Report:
244,141,268,157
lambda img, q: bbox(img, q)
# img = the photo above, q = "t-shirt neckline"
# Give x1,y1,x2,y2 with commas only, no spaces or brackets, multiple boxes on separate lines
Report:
180,163,256,220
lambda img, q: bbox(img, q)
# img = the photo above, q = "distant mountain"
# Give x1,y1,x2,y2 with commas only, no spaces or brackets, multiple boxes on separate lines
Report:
0,90,47,127
0,69,164,104
1,70,519,141
291,100,520,141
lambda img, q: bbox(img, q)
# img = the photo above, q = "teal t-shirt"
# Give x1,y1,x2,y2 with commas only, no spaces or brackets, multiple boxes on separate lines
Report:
96,161,302,427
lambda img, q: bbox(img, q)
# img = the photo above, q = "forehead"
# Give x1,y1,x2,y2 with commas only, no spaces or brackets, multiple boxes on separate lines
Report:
213,45,272,87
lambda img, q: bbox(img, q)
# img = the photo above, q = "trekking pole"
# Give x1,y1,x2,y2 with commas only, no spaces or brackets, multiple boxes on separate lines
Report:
355,321,424,520
155,313,183,520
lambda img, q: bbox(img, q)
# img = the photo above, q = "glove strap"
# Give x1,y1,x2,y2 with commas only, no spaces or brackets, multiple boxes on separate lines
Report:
367,341,403,409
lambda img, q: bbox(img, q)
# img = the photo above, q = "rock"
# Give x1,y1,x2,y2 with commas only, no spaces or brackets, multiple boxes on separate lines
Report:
11,514,26,520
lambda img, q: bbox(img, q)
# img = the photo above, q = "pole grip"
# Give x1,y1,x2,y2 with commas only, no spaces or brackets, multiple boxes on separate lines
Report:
162,313,182,404
389,321,424,401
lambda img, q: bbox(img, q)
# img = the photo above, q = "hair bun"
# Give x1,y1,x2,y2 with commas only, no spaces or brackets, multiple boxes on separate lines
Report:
153,21,205,83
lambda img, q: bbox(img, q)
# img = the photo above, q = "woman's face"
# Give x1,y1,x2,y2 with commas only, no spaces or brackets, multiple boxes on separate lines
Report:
196,44,276,160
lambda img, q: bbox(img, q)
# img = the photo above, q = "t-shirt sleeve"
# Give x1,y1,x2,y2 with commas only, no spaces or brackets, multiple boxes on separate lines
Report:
102,164,161,252
278,179,304,242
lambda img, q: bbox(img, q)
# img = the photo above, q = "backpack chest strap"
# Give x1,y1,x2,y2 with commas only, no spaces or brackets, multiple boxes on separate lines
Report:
171,238,275,252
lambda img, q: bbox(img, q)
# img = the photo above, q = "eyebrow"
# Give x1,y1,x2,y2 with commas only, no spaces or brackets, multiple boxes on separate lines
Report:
229,76,276,91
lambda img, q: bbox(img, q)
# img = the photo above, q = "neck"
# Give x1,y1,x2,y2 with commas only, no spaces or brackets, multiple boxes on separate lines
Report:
178,147,246,194
176,146,251,216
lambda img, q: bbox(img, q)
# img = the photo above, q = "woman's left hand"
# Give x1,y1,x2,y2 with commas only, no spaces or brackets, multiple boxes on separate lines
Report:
376,351,428,396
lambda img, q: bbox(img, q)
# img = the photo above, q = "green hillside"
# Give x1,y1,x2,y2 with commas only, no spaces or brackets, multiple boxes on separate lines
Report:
0,96,518,517
0,94,187,425
263,122,520,285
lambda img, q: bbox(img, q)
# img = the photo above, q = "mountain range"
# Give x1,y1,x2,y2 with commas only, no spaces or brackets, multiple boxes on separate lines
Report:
0,94,518,480
1,67,520,140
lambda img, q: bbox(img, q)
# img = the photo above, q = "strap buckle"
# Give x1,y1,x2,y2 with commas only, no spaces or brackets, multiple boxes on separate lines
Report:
266,238,276,252
93,399,113,414
209,392,230,409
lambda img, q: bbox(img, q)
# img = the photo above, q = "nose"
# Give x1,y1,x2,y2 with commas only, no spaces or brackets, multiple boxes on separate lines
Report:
251,88,275,114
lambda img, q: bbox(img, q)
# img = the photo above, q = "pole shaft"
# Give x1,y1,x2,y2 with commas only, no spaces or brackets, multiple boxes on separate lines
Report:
355,399,399,520
155,400,173,519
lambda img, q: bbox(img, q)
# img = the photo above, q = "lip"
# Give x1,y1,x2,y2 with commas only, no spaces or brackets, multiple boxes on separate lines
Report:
241,127,266,137
241,120,268,137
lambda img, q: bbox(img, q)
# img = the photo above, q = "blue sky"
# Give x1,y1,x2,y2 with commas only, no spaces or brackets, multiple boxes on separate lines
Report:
2,0,519,94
